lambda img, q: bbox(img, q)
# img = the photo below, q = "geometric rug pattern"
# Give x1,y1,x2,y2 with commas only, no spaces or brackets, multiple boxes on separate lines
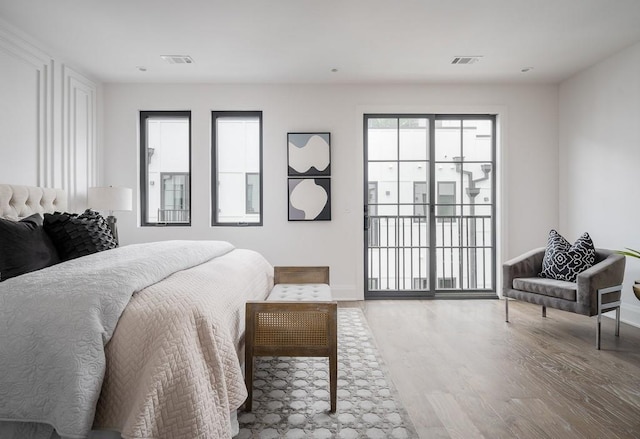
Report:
237,308,418,438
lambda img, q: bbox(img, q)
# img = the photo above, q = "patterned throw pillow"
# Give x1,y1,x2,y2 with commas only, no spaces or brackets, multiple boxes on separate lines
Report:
540,229,595,282
44,209,118,261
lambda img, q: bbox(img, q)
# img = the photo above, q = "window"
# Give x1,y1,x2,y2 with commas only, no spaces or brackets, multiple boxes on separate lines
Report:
366,114,495,297
212,111,263,226
436,181,456,222
368,182,378,216
368,182,379,246
438,277,456,289
160,173,190,222
368,278,379,290
140,111,191,226
412,277,428,289
413,181,427,222
246,173,260,214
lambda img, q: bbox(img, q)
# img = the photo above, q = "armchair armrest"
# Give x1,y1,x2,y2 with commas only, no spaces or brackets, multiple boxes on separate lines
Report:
576,251,625,316
502,247,546,296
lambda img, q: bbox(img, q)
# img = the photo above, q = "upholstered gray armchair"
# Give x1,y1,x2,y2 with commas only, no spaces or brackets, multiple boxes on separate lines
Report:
503,248,625,349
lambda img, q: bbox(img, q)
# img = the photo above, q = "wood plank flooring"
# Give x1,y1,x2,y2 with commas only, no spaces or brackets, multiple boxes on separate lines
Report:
340,300,640,439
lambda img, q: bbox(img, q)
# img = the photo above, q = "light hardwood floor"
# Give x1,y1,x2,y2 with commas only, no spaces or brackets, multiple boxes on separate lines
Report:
341,299,640,439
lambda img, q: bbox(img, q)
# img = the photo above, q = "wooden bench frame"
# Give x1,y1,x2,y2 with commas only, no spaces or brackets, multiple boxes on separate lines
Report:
274,265,330,285
244,266,337,412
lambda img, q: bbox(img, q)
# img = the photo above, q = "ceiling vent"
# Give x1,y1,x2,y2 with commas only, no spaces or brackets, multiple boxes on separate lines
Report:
451,56,482,65
160,55,194,64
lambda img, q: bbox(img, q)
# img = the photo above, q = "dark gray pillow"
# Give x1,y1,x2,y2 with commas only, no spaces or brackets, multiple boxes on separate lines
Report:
540,229,595,282
43,209,118,261
0,214,60,281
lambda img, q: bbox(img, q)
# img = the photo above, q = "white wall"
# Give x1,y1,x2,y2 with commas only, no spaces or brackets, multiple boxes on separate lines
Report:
103,83,559,300
559,40,640,327
0,20,99,211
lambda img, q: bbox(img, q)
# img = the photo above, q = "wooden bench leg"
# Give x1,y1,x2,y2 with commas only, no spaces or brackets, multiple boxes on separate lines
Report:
329,351,337,412
244,355,253,411
244,303,255,411
329,304,337,413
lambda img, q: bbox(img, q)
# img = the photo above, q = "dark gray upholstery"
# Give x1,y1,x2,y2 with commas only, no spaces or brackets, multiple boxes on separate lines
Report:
513,277,577,301
503,248,625,317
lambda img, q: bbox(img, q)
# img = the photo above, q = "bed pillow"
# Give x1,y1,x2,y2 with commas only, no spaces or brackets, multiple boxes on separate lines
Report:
540,229,595,282
0,214,60,281
44,209,118,261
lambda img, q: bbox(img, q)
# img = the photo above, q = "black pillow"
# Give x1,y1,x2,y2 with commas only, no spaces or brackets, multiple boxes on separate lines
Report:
43,209,118,261
540,229,595,282
0,214,60,281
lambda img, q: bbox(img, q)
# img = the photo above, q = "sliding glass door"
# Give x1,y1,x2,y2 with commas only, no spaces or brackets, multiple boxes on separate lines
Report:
364,114,496,299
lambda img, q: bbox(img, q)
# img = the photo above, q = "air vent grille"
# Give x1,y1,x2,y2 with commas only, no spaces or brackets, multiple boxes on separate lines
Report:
160,55,194,64
451,56,482,65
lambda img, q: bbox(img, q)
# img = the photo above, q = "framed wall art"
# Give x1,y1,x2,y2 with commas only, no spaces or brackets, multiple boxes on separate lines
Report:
288,177,331,221
287,132,331,177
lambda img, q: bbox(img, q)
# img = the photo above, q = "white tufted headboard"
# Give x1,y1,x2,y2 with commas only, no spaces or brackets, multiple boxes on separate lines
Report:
0,184,67,219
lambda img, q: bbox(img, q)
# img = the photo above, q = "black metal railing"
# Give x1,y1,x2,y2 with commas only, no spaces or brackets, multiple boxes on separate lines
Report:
367,215,493,292
157,209,190,223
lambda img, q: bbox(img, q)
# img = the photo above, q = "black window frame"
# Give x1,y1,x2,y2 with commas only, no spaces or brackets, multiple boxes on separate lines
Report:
211,111,263,226
139,110,192,227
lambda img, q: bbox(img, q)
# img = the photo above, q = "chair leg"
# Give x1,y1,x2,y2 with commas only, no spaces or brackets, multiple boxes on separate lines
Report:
596,285,623,349
542,305,546,318
596,312,602,350
505,297,509,322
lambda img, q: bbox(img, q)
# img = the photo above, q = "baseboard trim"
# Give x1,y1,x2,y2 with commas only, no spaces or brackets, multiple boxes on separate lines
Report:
621,302,640,328
602,302,640,328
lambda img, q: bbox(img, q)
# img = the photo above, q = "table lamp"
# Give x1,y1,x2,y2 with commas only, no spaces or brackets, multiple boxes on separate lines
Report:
88,186,133,244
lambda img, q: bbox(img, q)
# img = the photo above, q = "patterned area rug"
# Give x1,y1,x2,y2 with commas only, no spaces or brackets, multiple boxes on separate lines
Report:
237,308,418,438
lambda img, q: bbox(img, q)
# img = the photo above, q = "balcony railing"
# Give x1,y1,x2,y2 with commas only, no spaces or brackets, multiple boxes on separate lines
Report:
367,214,493,292
157,208,190,223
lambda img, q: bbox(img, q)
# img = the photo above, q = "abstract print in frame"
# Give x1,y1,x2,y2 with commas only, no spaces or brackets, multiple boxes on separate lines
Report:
287,132,331,176
288,177,331,221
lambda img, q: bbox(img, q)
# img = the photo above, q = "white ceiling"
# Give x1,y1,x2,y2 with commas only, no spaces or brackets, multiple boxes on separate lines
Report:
1,0,640,84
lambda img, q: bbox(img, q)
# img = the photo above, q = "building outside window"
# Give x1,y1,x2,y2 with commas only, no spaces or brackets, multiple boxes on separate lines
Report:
413,181,427,222
438,277,456,289
245,173,260,214
159,173,190,222
368,182,379,246
436,181,456,222
412,277,428,289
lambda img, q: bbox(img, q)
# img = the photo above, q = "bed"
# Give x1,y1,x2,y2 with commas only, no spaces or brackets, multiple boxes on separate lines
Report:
0,184,274,439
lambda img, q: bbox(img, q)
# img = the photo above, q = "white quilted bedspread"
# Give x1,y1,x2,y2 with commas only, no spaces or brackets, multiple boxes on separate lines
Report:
0,240,273,439
93,248,273,439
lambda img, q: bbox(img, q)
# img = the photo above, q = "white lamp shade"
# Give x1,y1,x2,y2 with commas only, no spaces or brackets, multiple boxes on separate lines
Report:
88,186,132,212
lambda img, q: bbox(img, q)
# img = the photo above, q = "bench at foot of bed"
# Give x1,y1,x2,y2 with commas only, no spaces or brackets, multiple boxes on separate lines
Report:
244,266,337,413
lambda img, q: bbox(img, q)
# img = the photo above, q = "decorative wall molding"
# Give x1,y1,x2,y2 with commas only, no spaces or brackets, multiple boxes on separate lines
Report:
0,26,54,187
0,21,100,213
62,64,98,212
